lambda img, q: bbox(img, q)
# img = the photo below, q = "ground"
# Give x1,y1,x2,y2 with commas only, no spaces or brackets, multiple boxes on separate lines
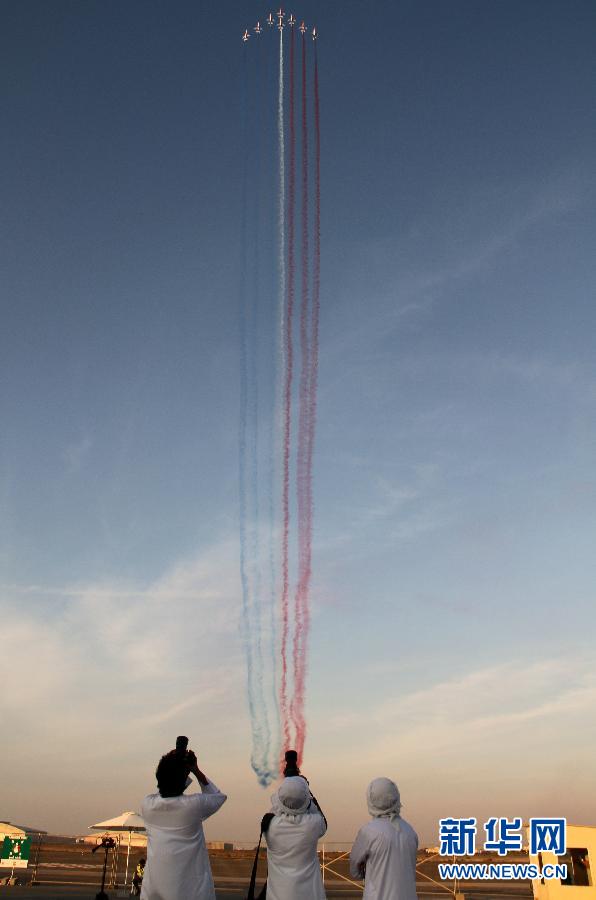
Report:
1,843,534,899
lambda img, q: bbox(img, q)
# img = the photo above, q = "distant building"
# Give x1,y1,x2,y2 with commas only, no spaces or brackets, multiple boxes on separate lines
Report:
0,822,47,840
529,824,595,899
0,823,26,842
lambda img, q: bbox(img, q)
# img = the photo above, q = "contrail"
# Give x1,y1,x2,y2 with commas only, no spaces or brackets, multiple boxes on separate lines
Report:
296,41,321,763
277,22,293,766
249,40,272,782
239,46,264,780
265,26,281,783
238,16,320,780
279,20,297,766
291,32,310,759
309,43,321,572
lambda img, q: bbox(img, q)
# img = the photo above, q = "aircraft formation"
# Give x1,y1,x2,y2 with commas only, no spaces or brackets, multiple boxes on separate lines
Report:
242,8,317,41
239,3,321,783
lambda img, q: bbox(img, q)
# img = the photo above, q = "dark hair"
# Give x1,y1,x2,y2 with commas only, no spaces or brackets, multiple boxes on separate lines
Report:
156,752,188,797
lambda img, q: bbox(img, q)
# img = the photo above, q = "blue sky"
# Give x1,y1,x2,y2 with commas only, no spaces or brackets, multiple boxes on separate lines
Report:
1,0,596,841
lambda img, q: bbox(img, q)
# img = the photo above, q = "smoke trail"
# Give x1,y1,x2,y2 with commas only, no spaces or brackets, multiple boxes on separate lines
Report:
249,39,273,782
308,44,321,579
278,28,293,764
295,42,321,763
291,32,310,759
239,18,319,779
279,21,293,762
239,46,264,779
265,27,281,781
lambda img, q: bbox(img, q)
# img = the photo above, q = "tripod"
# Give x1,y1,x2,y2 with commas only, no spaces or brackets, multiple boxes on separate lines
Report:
92,837,116,900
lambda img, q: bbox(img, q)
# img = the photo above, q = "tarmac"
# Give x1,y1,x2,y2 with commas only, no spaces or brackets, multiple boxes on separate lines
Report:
2,888,362,899
0,843,534,900
0,881,534,899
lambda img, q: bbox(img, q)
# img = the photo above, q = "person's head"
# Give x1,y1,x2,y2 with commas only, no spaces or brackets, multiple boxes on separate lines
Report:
367,777,402,819
139,858,146,865
271,776,311,820
156,751,189,797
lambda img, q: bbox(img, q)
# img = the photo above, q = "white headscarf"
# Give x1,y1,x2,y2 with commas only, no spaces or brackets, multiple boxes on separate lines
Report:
367,777,402,819
271,777,312,822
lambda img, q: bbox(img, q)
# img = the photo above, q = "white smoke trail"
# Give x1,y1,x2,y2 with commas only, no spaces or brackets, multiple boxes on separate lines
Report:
278,27,286,368
277,28,286,386
272,23,286,777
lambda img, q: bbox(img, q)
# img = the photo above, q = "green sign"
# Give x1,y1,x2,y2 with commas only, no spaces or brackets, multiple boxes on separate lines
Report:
1,836,31,868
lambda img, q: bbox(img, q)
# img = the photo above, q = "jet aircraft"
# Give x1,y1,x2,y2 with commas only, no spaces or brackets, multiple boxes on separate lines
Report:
299,21,307,34
312,26,317,40
288,14,296,26
254,21,262,33
267,13,274,26
242,29,250,41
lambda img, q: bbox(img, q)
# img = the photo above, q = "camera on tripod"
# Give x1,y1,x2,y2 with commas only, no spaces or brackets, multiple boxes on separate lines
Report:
92,836,116,853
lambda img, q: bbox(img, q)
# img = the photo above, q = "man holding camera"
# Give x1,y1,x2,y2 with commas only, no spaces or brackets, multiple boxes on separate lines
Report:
140,739,226,900
262,752,328,900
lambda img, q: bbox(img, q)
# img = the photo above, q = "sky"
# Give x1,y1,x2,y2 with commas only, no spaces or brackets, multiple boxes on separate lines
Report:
1,0,596,844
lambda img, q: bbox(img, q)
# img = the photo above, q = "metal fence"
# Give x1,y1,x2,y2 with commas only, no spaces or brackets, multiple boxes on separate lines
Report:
28,836,125,889
8,835,534,897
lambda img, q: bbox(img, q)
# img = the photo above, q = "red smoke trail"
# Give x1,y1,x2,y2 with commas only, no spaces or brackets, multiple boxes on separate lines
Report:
293,42,320,765
280,23,296,767
308,47,320,543
301,44,320,761
292,33,310,761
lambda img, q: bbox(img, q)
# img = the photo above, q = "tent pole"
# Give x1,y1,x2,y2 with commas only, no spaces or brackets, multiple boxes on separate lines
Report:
125,830,132,887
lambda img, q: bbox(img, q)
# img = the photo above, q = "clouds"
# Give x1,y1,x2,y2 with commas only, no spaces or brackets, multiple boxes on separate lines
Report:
324,165,596,373
0,538,245,741
323,654,596,791
0,538,256,830
62,433,94,472
289,652,596,841
373,657,596,739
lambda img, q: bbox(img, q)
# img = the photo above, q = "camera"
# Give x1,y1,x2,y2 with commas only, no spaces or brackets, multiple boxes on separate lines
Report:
175,735,189,760
283,750,301,778
92,836,117,853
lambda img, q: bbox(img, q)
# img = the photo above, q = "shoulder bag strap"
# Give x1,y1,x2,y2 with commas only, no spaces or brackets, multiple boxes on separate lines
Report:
247,814,275,900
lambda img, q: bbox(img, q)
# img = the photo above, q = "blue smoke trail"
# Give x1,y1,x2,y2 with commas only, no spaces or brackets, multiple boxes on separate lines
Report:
248,38,273,784
239,45,259,773
240,25,285,787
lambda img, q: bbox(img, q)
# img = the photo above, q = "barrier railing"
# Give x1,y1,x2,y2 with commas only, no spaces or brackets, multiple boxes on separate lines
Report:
17,834,535,897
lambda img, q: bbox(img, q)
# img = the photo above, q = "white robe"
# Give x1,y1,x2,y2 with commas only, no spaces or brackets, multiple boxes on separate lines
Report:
350,816,418,900
140,780,226,900
265,810,327,900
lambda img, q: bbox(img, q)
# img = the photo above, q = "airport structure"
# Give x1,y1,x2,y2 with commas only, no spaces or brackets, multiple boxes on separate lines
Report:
529,824,595,898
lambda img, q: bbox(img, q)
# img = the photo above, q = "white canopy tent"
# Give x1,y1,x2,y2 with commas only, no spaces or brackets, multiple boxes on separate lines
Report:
0,823,26,844
90,811,146,887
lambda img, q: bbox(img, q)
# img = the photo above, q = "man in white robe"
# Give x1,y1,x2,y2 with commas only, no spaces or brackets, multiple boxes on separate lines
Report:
265,776,327,900
350,777,418,900
141,750,226,900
